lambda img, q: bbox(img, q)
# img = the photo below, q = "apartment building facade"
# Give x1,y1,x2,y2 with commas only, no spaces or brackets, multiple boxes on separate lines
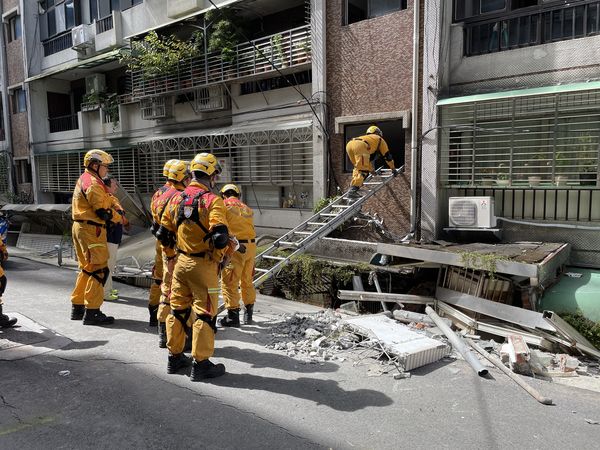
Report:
11,0,325,234
422,0,600,266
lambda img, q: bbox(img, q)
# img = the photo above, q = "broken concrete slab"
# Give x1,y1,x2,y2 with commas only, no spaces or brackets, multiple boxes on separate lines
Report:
343,315,449,371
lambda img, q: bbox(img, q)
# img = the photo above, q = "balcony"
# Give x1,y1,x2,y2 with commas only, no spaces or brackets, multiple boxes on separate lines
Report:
95,10,123,52
49,114,79,133
96,16,114,34
131,26,311,100
43,32,73,57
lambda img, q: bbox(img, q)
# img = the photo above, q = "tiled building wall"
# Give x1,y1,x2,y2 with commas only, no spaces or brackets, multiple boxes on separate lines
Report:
326,1,415,236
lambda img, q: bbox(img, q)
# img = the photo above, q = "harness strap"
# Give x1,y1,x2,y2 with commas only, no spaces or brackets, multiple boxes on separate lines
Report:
82,267,110,286
171,307,192,332
74,219,106,228
176,249,206,258
238,239,256,244
196,314,218,334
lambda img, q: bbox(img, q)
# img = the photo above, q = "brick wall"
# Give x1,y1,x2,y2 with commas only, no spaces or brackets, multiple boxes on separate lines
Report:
326,1,415,236
10,112,28,158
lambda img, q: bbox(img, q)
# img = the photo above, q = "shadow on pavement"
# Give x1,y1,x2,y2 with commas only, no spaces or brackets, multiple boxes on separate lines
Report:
217,346,339,374
95,318,154,334
61,340,109,351
211,373,394,412
107,296,149,306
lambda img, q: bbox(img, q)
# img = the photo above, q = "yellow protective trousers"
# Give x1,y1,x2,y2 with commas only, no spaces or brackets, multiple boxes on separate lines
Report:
221,242,257,309
346,139,372,188
158,253,176,323
148,240,163,308
167,254,219,361
70,221,109,309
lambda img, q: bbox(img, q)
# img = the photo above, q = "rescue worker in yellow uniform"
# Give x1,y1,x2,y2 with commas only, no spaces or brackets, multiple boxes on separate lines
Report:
156,152,229,380
0,240,17,328
345,125,398,197
70,149,115,325
219,184,257,327
150,160,190,347
148,159,177,333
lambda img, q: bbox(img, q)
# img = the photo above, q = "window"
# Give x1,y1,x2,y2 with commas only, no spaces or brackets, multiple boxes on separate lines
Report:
6,15,22,42
15,160,33,184
344,0,407,25
40,0,78,39
11,89,26,114
343,121,405,173
481,0,506,14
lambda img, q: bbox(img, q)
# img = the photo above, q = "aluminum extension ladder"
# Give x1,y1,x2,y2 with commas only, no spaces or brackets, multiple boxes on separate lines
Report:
217,167,400,314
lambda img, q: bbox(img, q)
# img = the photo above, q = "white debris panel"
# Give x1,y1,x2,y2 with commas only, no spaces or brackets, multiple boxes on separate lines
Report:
343,315,450,371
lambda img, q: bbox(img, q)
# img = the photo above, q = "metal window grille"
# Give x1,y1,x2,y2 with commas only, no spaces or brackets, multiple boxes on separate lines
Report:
0,152,10,194
440,89,600,188
96,15,114,34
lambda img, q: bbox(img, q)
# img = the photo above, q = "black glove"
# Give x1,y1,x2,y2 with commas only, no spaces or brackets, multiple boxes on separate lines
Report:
155,225,176,248
238,244,247,254
393,168,401,177
95,208,113,221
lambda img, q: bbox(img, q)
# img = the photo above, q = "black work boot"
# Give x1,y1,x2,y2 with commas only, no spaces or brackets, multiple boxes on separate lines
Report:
347,186,361,199
190,359,225,381
83,309,115,326
167,353,192,374
243,304,254,325
218,308,240,328
0,305,17,328
158,322,167,349
70,304,85,321
148,305,159,327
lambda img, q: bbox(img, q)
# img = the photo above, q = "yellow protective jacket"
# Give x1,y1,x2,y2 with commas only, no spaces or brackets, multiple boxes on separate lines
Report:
150,182,175,225
223,197,256,241
352,134,395,169
72,169,113,223
160,181,228,262
107,193,127,225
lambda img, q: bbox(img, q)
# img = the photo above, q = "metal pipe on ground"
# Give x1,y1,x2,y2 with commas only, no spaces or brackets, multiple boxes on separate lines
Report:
393,310,452,328
468,339,553,405
369,272,389,312
425,306,488,376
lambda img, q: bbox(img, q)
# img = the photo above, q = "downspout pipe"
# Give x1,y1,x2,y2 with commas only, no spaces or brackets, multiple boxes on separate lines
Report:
408,0,420,240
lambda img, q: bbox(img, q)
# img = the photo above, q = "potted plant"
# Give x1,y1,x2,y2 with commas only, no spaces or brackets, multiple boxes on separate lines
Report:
495,163,510,186
272,33,287,68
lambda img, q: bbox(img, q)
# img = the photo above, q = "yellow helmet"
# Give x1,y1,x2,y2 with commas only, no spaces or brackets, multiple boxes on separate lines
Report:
84,149,114,168
220,184,240,197
162,159,177,177
168,160,190,182
190,152,222,177
366,125,382,137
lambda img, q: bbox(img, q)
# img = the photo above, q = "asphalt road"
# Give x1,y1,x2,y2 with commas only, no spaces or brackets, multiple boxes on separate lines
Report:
1,256,600,449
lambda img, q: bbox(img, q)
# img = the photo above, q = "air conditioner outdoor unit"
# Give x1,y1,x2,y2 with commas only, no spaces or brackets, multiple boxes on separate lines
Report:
85,73,106,94
448,196,497,229
194,86,228,112
140,96,173,120
72,24,95,50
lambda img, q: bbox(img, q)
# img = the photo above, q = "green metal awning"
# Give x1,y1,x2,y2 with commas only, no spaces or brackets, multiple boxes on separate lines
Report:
437,81,600,106
25,48,123,83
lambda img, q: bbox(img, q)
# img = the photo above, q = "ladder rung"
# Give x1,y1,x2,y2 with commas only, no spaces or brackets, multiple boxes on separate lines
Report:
331,205,351,208
262,255,286,261
307,222,326,226
255,268,270,272
364,182,382,186
280,241,300,247
293,231,312,235
320,213,338,217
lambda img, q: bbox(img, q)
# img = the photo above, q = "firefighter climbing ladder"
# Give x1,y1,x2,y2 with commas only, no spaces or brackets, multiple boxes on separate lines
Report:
251,168,401,289
217,167,400,313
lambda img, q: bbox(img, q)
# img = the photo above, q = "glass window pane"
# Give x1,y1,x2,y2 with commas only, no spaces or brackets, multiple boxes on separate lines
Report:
552,10,562,40
347,0,368,24
519,15,530,45
56,4,66,33
563,8,573,38
574,6,584,37
90,0,98,22
481,0,505,14
14,16,21,39
530,15,538,43
542,11,551,42
65,1,75,29
18,90,26,113
500,20,509,49
509,17,519,47
455,0,466,21
512,0,537,10
587,4,598,34
370,0,402,18
48,10,56,36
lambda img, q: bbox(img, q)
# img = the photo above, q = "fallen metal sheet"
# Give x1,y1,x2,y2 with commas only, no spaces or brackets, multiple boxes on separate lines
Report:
343,315,448,371
338,290,435,304
436,286,556,332
436,301,554,351
543,311,600,360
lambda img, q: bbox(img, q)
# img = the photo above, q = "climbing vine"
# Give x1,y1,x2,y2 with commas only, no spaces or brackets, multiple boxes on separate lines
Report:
458,251,508,279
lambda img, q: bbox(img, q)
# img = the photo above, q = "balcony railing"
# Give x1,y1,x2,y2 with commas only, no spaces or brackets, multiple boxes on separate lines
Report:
131,25,311,100
96,15,114,34
43,32,73,57
49,114,79,133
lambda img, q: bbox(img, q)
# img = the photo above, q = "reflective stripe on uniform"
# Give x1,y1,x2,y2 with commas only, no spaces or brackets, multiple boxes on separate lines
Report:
88,243,106,249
